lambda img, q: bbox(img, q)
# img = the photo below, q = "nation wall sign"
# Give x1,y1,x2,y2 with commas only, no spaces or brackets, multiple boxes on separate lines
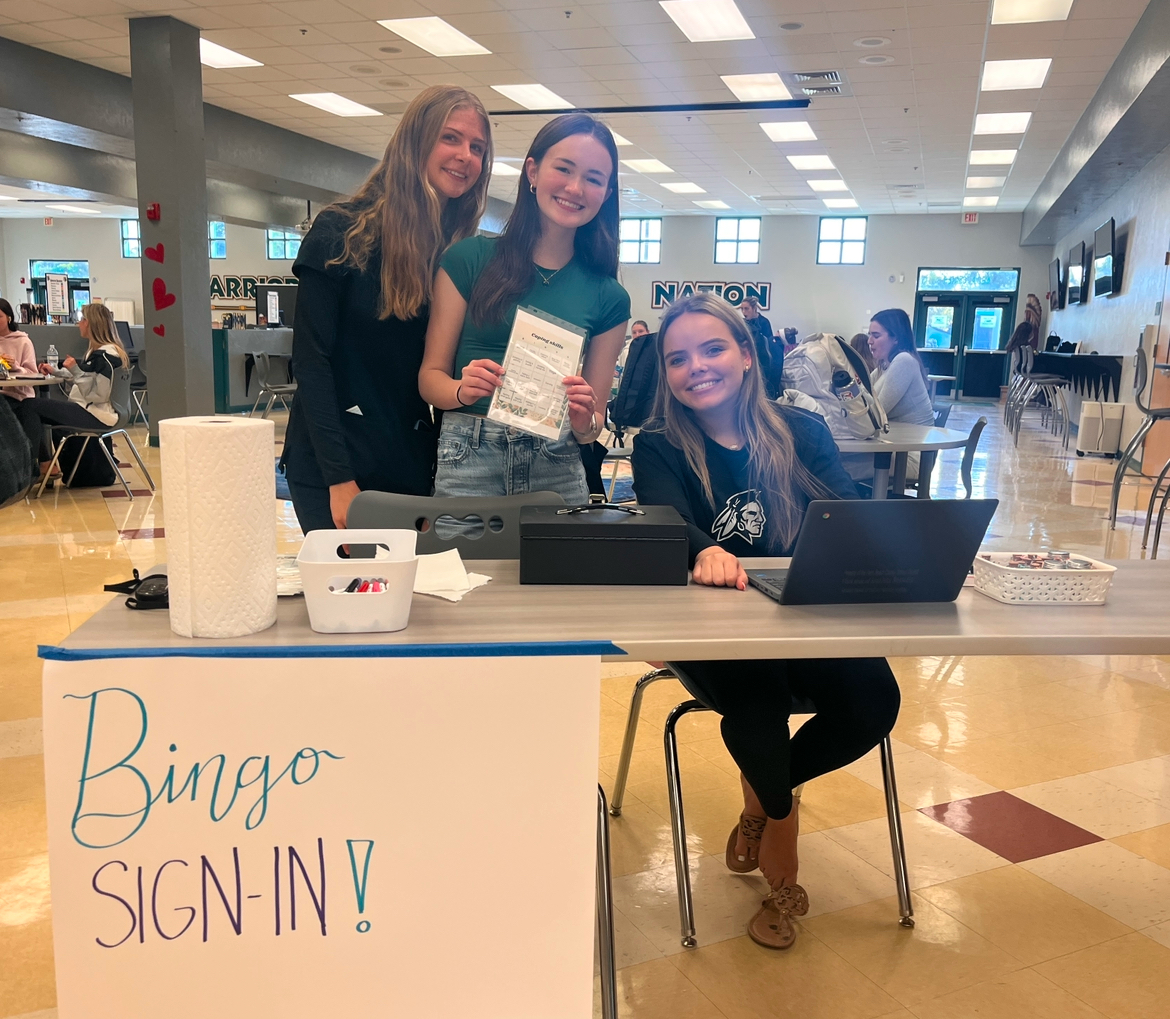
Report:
651,280,771,310
210,275,298,301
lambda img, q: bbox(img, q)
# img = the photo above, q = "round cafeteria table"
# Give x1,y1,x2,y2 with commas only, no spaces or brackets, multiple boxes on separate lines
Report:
837,422,970,499
0,375,59,388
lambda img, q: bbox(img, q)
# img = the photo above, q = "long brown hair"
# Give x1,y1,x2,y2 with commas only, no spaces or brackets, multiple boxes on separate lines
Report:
871,307,928,382
327,85,492,321
82,303,129,367
647,293,835,552
467,113,620,325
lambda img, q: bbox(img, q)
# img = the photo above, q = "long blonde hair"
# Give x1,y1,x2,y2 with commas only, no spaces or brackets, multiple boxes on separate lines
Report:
327,85,492,321
647,293,834,552
82,303,129,368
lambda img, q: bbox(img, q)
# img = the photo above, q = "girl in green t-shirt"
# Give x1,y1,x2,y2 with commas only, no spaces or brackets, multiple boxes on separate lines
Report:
419,113,630,503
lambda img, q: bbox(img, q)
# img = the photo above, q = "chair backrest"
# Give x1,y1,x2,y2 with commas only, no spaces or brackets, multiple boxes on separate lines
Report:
960,416,988,498
346,491,566,558
1134,345,1151,415
1019,345,1035,376
933,403,952,427
110,367,134,425
137,348,147,378
252,352,275,388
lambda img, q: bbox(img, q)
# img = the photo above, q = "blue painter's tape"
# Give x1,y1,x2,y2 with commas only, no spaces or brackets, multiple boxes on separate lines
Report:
38,640,625,662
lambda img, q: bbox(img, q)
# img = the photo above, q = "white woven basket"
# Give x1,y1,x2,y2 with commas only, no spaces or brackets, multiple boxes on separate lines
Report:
972,553,1116,605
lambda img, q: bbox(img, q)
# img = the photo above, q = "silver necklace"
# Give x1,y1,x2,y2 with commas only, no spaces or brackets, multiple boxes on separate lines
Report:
535,264,564,286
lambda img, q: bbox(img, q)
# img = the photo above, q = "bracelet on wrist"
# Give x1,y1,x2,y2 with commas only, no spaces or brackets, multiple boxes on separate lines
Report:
455,384,469,408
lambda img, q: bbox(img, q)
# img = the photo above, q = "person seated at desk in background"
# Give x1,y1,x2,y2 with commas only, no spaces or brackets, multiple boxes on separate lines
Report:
849,330,876,375
630,293,901,950
33,303,130,477
868,309,934,427
0,298,44,470
631,319,650,340
740,296,783,399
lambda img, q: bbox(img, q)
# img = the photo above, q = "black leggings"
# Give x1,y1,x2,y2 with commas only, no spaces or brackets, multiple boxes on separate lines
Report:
286,478,335,533
5,397,43,460
671,657,901,819
27,400,107,461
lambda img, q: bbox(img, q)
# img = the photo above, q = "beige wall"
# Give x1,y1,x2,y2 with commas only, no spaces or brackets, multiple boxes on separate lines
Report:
617,212,1050,341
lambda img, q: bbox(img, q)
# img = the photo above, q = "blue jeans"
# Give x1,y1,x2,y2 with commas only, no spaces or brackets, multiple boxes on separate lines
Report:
433,412,589,503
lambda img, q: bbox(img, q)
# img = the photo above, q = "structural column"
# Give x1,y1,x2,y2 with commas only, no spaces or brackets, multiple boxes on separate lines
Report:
129,16,214,441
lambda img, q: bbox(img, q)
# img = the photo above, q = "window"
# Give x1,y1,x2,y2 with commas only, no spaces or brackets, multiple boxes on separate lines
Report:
714,218,760,264
121,219,141,258
916,268,1019,292
208,221,227,260
29,260,90,279
267,229,303,260
618,219,661,264
817,217,867,265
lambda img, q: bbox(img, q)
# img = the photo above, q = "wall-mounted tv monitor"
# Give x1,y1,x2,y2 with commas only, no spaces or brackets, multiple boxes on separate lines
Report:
1048,257,1063,311
1094,218,1116,297
1067,242,1085,305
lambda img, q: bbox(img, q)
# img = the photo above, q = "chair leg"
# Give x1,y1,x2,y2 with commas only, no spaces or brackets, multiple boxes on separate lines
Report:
249,391,263,417
1141,458,1170,549
262,393,277,419
665,700,706,948
610,668,674,816
96,435,133,499
35,434,69,499
606,460,620,501
65,435,92,488
596,785,618,1019
1151,485,1170,560
879,736,914,928
112,430,156,491
1110,418,1153,527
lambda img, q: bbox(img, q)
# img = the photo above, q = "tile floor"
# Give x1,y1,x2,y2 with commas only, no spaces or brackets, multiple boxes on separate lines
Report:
2,402,1170,1019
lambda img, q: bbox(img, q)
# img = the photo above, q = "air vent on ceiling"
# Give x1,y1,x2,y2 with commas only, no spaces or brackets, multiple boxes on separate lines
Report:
379,79,410,89
350,64,379,75
890,183,923,190
927,202,961,210
782,70,853,98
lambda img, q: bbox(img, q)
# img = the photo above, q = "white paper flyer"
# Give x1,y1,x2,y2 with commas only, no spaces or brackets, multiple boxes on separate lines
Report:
487,306,587,441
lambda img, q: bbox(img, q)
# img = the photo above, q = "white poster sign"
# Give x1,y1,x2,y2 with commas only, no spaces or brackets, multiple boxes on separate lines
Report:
43,654,601,1018
46,273,70,316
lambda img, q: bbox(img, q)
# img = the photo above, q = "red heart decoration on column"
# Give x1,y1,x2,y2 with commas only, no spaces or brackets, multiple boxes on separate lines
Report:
152,278,176,310
153,324,165,337
145,243,164,263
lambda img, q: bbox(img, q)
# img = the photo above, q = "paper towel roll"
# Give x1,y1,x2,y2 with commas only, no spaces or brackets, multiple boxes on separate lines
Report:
160,416,277,638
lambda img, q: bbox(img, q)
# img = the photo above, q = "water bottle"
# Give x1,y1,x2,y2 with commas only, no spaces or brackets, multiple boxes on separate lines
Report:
46,344,59,371
831,368,861,401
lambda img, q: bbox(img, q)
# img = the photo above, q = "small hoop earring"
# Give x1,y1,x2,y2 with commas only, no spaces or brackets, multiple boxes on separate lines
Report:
530,183,536,194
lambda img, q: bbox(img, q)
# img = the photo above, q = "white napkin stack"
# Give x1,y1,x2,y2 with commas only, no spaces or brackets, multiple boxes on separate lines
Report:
413,549,492,602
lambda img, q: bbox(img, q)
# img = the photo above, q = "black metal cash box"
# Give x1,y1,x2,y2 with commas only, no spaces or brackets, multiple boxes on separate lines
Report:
519,504,689,585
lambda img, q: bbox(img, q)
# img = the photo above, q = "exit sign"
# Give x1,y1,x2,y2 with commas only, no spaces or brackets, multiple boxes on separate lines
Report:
962,212,979,225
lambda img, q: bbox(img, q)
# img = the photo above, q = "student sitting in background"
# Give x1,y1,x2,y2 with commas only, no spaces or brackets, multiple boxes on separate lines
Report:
868,309,934,426
0,298,43,470
631,293,900,950
849,331,876,375
631,319,650,340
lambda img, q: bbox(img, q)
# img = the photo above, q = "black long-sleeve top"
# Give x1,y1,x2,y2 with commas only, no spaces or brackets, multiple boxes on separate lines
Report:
280,207,438,495
631,406,858,565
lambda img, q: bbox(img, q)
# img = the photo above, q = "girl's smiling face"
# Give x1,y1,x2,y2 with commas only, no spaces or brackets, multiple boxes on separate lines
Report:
662,312,752,416
525,133,613,233
425,107,487,201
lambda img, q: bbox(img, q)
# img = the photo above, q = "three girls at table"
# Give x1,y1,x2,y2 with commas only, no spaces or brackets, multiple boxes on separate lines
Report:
632,293,900,949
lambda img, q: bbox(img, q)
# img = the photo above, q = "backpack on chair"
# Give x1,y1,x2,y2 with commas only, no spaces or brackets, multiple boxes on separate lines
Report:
608,331,659,443
781,332,888,440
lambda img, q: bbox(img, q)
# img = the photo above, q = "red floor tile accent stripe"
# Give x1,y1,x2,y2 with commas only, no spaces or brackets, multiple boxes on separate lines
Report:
101,489,154,498
921,791,1102,863
119,528,164,540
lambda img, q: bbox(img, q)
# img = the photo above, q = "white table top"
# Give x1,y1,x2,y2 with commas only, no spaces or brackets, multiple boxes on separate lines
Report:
836,422,970,454
0,375,57,387
927,374,958,382
49,558,1170,662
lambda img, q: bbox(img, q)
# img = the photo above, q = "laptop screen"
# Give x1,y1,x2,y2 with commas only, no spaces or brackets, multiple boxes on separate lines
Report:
115,321,134,350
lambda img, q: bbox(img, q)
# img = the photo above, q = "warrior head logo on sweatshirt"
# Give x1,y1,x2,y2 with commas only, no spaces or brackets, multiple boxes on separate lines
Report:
712,489,767,544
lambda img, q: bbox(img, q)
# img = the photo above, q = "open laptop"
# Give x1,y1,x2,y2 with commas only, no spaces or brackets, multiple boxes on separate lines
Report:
115,321,135,351
747,498,998,605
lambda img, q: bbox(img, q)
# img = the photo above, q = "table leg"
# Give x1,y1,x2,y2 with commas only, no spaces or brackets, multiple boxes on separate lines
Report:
872,452,892,500
918,450,937,499
891,452,908,495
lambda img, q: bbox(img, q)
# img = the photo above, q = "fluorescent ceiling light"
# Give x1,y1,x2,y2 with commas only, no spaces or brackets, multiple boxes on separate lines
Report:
823,198,858,208
376,17,490,56
662,182,706,193
721,73,791,102
622,158,674,173
289,93,382,117
45,204,101,215
974,112,1032,134
761,121,817,142
807,179,848,192
659,0,754,42
0,196,15,201
992,0,1074,24
981,58,1051,91
491,84,573,110
611,132,633,146
964,196,999,207
199,39,263,68
492,161,521,176
694,200,730,209
787,154,834,170
966,176,1006,188
970,149,1018,164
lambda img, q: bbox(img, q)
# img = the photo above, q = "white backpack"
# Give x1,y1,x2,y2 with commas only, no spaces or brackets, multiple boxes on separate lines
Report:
780,332,889,440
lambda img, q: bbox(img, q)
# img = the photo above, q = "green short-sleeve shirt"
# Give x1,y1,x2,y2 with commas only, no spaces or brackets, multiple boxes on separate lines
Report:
440,235,631,414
